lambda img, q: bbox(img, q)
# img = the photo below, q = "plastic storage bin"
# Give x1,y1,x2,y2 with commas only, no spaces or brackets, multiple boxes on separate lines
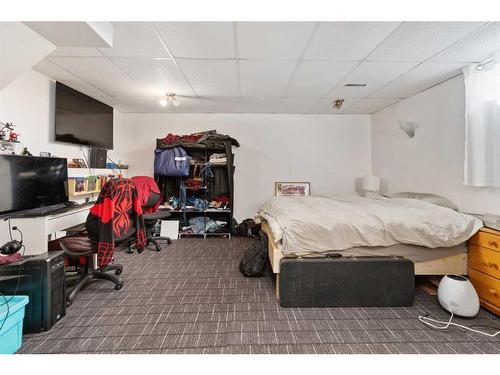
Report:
0,295,29,354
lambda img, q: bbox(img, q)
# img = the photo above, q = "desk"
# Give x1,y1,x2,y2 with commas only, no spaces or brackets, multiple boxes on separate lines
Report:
10,205,91,256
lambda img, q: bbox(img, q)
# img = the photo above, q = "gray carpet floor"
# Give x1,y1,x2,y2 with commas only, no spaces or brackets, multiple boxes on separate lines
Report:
18,237,500,354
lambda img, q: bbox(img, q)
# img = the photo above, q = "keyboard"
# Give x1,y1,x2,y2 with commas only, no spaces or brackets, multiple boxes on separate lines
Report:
15,204,78,218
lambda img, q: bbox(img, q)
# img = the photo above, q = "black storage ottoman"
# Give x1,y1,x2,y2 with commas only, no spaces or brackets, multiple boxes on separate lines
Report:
279,255,415,308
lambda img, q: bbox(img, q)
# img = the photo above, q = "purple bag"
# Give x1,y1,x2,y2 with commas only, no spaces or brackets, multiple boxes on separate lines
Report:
154,147,190,177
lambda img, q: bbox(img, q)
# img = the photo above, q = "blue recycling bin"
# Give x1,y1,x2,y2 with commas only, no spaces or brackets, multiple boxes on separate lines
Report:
0,295,29,354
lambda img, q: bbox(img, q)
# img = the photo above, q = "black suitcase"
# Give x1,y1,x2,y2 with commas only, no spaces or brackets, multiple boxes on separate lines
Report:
279,255,415,308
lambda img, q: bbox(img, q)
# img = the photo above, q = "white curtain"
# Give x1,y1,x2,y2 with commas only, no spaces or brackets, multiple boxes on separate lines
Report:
463,57,500,187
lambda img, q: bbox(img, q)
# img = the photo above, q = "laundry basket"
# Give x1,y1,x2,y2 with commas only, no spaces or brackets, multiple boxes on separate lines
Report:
0,295,29,354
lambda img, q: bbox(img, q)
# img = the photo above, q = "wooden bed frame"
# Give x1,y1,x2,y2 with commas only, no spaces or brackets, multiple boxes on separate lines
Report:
261,221,468,299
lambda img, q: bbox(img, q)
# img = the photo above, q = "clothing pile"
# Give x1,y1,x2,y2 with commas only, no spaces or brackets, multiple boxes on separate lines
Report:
209,153,227,165
162,133,202,145
158,130,240,150
183,178,204,191
181,217,228,235
208,195,230,210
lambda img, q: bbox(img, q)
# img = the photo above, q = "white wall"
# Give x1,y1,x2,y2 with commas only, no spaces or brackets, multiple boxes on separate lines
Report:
0,69,116,245
111,113,372,221
1,69,92,159
0,22,55,90
372,75,500,215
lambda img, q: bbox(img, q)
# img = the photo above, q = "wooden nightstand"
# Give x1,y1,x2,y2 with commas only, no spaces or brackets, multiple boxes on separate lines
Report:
468,227,500,315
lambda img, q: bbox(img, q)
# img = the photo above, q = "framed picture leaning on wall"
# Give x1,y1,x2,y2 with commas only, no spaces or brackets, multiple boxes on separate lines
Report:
274,182,310,197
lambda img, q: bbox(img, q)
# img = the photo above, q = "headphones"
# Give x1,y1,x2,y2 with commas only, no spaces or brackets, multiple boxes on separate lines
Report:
0,226,23,255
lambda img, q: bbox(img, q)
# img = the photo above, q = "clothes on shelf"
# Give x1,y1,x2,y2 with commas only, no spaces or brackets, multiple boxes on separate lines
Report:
180,217,229,235
163,195,230,212
159,130,240,150
155,130,238,234
209,153,227,165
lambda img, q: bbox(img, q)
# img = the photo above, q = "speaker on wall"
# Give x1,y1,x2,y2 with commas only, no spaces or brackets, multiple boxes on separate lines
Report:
89,147,107,169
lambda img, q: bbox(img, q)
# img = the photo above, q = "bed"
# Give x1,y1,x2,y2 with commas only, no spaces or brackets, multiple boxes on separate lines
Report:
256,195,483,298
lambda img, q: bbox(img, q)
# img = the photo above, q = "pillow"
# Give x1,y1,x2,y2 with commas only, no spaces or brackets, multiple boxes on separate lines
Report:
385,192,458,211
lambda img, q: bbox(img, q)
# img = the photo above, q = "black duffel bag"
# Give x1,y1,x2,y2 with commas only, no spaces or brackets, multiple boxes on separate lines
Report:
239,231,272,277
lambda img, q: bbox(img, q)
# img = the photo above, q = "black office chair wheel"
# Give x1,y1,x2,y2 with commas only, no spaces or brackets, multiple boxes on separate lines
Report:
167,238,172,244
115,269,122,275
114,283,123,290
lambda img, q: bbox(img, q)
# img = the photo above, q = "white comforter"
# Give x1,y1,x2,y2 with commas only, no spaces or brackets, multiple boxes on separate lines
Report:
256,195,483,255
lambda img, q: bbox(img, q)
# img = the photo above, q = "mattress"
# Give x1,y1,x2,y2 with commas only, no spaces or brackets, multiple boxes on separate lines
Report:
256,195,482,256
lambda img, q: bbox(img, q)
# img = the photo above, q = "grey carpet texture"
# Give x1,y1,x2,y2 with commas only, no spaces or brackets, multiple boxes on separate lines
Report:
19,237,500,354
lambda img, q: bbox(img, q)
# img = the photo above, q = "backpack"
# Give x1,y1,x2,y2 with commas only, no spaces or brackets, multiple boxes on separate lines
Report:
236,218,261,237
154,147,190,177
239,231,272,277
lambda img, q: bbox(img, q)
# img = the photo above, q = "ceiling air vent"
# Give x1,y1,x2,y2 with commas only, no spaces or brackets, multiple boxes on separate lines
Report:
344,83,367,87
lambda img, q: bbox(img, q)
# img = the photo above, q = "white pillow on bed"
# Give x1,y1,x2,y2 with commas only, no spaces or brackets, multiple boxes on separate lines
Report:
385,192,458,211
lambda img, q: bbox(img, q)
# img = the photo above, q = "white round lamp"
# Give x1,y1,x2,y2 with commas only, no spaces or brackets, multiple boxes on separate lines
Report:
362,175,381,196
437,275,480,317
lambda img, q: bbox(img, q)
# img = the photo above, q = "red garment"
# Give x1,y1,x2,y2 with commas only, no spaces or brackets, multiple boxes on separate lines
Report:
0,253,22,265
131,176,162,214
162,133,202,145
86,178,146,267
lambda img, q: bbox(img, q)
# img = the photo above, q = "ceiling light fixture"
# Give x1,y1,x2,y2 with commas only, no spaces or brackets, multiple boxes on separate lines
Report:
159,93,180,107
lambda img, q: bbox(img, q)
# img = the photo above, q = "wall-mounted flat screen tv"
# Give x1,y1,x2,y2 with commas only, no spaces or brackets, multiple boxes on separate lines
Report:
55,81,113,149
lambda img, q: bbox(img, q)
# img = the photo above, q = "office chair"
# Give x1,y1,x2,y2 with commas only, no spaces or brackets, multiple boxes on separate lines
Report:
61,178,146,306
143,191,172,251
131,176,172,252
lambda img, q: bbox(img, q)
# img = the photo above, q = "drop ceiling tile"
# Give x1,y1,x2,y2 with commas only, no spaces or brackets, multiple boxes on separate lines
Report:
343,98,399,114
367,22,486,62
112,96,205,113
50,47,103,57
33,58,108,97
237,22,316,59
286,61,358,98
200,97,243,113
177,58,239,97
153,22,235,58
308,98,361,114
48,56,150,97
240,97,318,114
303,22,400,61
111,57,195,97
370,62,465,99
326,61,417,99
99,22,168,58
431,22,500,63
240,60,297,97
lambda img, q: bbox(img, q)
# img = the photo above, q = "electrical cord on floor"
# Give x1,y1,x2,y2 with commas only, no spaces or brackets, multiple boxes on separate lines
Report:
418,311,500,338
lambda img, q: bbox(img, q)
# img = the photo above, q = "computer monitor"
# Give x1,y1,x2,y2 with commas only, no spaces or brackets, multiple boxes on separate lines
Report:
0,155,68,217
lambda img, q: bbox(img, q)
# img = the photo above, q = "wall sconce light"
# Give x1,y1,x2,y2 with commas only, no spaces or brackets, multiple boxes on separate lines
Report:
397,119,419,138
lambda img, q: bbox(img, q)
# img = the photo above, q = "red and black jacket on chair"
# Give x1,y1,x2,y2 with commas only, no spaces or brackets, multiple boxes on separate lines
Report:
86,178,146,267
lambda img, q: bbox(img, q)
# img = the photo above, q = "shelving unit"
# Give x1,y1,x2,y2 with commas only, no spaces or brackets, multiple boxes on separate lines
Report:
67,176,101,197
155,141,236,238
